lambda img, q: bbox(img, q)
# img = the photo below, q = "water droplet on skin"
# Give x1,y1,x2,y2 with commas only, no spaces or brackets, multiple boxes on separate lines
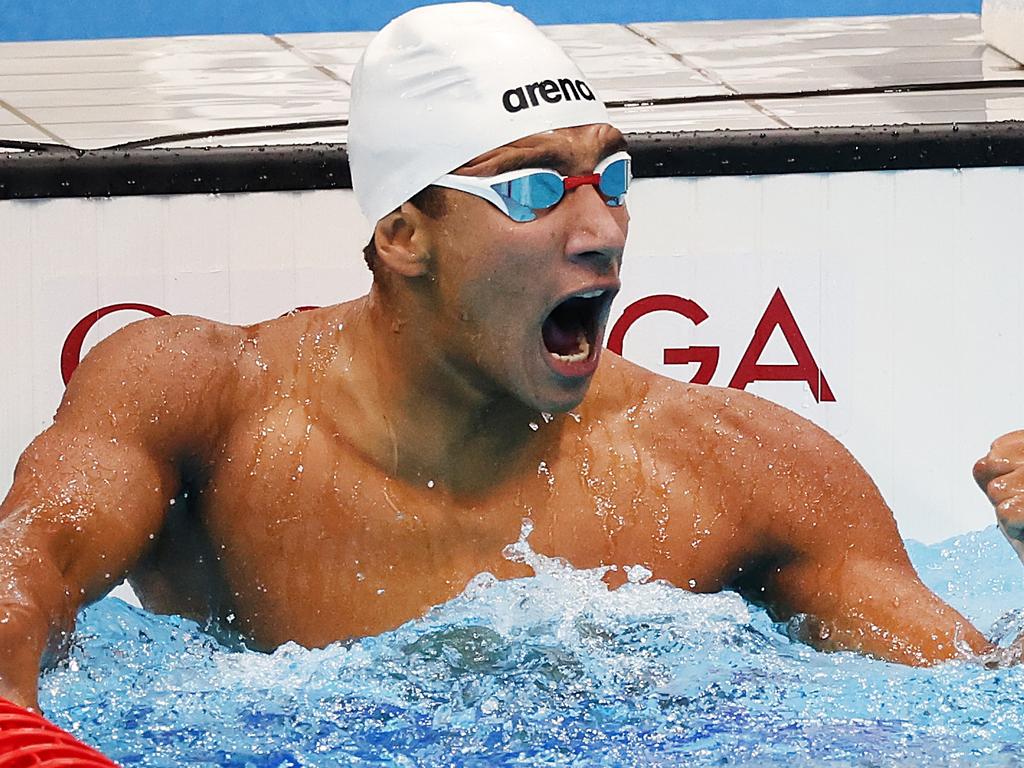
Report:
541,412,553,424
528,422,539,432
376,588,386,596
688,579,697,589
427,480,435,489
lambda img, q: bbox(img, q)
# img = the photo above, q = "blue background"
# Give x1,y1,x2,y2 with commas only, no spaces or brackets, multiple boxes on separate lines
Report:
0,0,981,43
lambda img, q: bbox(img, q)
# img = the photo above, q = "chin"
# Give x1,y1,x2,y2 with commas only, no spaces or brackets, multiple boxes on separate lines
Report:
523,377,592,414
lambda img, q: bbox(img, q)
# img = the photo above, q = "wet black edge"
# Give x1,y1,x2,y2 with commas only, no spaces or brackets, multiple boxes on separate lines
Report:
1,122,1023,200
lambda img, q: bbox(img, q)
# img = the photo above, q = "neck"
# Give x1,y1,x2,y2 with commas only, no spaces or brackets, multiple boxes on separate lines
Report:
327,285,558,494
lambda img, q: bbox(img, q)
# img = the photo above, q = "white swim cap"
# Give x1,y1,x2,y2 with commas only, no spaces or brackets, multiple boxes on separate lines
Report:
348,2,611,225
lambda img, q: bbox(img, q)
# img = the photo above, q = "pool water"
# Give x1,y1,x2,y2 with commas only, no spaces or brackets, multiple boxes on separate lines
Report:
0,0,982,43
40,525,1024,767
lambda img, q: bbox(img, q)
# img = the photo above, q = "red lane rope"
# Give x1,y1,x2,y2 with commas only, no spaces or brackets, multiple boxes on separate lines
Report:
0,700,119,767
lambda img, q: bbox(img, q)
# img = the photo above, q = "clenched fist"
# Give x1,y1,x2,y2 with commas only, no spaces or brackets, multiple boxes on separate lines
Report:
975,430,1024,563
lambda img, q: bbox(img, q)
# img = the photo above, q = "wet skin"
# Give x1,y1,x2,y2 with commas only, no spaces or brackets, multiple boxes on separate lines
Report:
974,432,1024,564
1,125,1021,710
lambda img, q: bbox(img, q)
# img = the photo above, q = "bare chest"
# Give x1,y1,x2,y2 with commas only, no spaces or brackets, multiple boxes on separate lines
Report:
145,410,755,649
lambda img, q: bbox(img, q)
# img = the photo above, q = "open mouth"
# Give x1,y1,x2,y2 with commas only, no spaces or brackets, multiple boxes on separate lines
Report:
541,290,610,366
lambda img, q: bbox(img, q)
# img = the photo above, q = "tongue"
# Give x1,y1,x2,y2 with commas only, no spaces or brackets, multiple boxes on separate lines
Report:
543,313,585,356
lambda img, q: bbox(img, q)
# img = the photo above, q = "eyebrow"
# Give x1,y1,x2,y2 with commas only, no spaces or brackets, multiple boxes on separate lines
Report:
491,135,630,176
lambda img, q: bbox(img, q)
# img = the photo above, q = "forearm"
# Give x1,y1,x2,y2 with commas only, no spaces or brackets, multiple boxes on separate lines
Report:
0,547,77,711
0,602,53,710
768,554,995,666
789,601,993,666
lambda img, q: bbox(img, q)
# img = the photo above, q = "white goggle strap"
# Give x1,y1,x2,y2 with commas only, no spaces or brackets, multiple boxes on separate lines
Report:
431,174,512,217
432,166,561,217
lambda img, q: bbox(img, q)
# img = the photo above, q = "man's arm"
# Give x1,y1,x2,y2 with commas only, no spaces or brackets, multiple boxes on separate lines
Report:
0,427,173,708
0,315,237,708
725,395,997,666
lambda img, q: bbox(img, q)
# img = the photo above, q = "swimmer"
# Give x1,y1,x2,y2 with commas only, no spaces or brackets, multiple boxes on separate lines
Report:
1,2,1020,711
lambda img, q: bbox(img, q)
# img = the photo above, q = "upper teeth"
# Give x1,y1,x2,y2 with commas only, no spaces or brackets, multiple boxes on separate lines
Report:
578,290,604,299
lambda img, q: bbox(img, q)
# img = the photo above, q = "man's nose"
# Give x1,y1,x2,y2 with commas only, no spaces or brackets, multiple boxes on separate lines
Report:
562,184,627,272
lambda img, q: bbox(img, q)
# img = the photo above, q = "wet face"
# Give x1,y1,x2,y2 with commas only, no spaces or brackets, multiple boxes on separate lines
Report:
419,124,629,413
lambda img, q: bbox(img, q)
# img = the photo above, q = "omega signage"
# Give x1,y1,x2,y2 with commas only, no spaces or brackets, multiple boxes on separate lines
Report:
60,288,834,402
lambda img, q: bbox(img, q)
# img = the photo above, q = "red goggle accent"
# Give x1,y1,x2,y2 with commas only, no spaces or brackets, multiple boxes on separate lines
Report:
563,173,602,192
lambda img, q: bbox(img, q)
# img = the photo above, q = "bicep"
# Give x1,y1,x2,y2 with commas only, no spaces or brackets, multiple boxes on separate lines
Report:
2,312,233,600
2,421,175,603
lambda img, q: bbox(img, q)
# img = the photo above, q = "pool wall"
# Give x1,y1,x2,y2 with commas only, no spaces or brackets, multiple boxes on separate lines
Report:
2,126,1022,543
983,0,1024,61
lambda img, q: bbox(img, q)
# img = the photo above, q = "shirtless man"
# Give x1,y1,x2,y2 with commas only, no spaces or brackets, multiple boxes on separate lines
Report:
1,2,1021,711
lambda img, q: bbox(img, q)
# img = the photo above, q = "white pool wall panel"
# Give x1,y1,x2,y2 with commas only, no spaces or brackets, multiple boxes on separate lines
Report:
2,168,1022,545
983,0,1024,64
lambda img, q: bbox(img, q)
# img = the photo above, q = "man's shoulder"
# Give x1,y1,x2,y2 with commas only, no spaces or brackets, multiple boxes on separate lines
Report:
59,314,248,429
592,352,776,424
76,302,356,393
81,313,246,376
597,354,888,532
592,352,832,454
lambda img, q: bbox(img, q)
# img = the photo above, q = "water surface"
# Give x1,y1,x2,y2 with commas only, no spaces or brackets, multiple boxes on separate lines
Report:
41,525,1024,767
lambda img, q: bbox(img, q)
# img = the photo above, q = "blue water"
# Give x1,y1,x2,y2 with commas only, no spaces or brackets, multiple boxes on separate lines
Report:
0,0,981,43
41,525,1024,767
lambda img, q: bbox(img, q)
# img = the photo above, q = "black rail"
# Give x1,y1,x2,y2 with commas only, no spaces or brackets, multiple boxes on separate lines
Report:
1,122,1022,200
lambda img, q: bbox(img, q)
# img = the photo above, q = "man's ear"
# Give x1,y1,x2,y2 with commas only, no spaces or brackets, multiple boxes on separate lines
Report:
373,203,432,278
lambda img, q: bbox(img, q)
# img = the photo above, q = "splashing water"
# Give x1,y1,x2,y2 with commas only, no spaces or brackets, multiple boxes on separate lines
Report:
41,526,1024,767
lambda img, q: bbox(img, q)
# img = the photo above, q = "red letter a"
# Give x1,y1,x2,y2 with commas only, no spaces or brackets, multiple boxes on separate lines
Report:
728,289,835,402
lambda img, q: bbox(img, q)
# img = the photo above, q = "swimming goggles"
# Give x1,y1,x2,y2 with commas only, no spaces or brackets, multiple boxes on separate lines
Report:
432,151,631,223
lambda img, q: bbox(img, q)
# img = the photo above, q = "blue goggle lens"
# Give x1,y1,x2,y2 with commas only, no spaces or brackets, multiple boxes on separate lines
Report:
492,173,564,222
489,157,631,223
598,158,629,206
